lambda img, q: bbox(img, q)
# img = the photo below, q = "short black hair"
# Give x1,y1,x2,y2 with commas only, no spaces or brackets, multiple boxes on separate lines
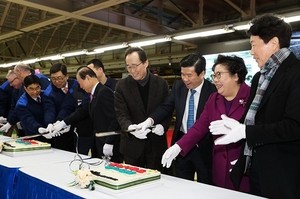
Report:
247,13,292,48
124,47,147,63
87,59,105,71
180,53,206,75
212,54,248,84
49,63,68,76
24,74,41,87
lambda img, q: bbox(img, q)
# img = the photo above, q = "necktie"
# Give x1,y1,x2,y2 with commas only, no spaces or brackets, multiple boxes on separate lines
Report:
63,87,68,94
187,89,196,130
90,93,93,102
37,97,41,103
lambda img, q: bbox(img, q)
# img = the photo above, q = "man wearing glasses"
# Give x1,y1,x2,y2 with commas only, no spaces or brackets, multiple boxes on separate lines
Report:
114,47,171,171
0,64,50,134
43,63,81,152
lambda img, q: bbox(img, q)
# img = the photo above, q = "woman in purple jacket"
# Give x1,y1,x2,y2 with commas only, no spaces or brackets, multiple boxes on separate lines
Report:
162,54,250,192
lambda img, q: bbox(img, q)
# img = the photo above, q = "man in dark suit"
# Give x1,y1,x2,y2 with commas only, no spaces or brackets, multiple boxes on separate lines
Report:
209,14,300,199
137,53,216,183
87,58,121,160
114,47,171,171
49,66,122,162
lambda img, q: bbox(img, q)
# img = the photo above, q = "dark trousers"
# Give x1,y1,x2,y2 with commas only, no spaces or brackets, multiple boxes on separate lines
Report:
74,135,94,155
175,146,212,184
123,138,162,171
92,136,123,163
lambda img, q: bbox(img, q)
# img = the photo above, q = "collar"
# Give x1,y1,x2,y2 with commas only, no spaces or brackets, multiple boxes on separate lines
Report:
90,82,99,95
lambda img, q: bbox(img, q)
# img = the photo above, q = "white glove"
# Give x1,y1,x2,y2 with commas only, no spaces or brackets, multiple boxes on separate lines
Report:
51,120,66,134
152,124,164,136
16,122,22,130
38,127,52,139
209,115,246,145
0,122,12,132
161,144,181,168
128,124,150,139
136,118,153,132
0,116,7,123
54,125,71,136
103,144,113,156
229,159,238,172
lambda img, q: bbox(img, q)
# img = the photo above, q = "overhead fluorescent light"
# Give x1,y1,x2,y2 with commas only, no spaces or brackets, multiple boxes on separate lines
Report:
40,54,64,60
173,28,234,40
23,58,40,64
0,61,21,68
234,24,250,30
94,43,128,52
86,50,103,55
129,36,172,47
284,15,300,23
61,49,87,57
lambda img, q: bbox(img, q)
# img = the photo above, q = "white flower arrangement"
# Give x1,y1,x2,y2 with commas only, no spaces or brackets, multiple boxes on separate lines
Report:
70,168,95,190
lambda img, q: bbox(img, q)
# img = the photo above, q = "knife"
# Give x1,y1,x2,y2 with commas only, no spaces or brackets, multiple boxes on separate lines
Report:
95,129,135,137
15,132,50,140
95,126,155,137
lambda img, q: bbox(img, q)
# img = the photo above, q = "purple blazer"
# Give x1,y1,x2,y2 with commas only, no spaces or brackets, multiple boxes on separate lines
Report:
177,82,250,192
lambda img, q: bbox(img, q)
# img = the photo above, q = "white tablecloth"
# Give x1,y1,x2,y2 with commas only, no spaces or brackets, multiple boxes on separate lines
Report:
18,159,264,199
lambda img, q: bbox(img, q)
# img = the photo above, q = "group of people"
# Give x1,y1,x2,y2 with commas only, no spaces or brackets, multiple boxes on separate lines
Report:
0,13,299,199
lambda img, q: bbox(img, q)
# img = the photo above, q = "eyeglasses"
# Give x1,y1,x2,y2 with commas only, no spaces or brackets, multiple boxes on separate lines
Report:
27,85,41,92
9,77,17,84
125,62,142,71
210,71,230,80
50,76,65,81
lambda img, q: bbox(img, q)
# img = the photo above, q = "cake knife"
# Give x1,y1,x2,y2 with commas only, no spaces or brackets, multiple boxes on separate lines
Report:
15,132,50,140
95,126,155,137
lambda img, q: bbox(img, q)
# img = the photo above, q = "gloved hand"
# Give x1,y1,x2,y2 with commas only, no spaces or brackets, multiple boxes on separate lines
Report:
229,159,238,172
128,124,150,139
152,124,164,136
209,114,246,145
54,125,71,136
103,144,113,156
16,122,22,130
0,122,12,132
161,144,181,168
0,116,7,123
51,120,66,134
38,127,52,139
136,118,153,132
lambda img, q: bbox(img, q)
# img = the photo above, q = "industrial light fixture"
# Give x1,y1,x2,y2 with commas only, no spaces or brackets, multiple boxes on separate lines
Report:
86,50,103,55
94,43,128,52
40,54,64,60
173,25,234,40
23,58,40,64
129,36,172,47
61,49,87,57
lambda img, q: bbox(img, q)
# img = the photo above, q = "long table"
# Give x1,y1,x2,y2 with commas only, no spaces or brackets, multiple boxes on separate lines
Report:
0,135,90,199
15,159,264,199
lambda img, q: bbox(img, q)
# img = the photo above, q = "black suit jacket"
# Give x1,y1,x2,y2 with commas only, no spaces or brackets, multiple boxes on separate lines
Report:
231,52,300,199
64,83,120,144
115,73,171,159
150,79,216,147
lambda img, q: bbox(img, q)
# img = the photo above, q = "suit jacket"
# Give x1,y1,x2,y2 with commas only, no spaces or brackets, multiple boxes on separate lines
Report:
177,82,250,191
114,73,171,159
231,52,300,199
64,83,120,144
150,79,216,147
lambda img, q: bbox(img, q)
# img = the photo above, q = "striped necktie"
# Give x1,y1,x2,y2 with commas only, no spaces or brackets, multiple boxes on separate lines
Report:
37,97,41,103
187,89,196,130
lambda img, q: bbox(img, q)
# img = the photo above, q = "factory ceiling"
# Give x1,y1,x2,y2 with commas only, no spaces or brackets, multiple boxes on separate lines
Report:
0,0,300,79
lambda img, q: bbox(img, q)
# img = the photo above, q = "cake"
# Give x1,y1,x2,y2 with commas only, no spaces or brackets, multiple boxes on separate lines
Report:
92,162,161,191
2,139,52,157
